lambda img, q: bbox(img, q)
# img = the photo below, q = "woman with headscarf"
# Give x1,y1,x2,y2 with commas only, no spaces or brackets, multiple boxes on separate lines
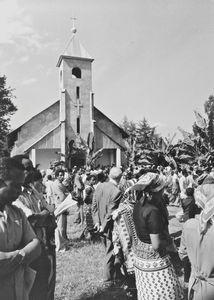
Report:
179,175,214,300
132,172,183,300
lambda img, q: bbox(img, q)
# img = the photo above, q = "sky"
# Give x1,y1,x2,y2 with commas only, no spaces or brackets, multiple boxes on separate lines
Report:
1,0,214,140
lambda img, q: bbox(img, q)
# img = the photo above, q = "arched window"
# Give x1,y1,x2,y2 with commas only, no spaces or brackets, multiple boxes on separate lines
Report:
72,67,81,79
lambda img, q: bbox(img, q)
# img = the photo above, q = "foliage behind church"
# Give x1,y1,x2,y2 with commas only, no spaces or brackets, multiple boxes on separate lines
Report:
0,76,17,156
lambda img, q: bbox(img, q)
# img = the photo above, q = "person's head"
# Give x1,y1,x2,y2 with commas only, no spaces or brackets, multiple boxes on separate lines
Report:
126,171,133,180
97,171,106,183
72,166,77,173
55,169,64,182
47,174,52,181
193,165,198,171
87,174,97,186
182,169,188,177
157,166,164,173
32,170,44,193
210,167,214,178
194,178,214,233
0,157,25,207
76,168,82,175
40,169,46,178
12,155,34,185
186,187,194,197
32,170,43,182
109,167,123,184
131,172,166,205
189,166,193,172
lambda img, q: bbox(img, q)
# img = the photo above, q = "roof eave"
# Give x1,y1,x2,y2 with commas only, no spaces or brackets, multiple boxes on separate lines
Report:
94,106,129,138
56,55,94,67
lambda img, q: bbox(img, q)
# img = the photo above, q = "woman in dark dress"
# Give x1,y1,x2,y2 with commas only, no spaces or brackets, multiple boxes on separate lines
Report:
132,172,183,300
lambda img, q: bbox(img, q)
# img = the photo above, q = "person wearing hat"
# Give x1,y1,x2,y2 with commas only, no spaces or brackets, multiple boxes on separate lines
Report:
132,172,183,300
179,175,214,300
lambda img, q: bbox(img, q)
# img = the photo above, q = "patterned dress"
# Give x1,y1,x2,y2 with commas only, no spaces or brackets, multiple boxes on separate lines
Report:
112,200,136,274
133,202,183,300
134,239,183,300
83,185,94,233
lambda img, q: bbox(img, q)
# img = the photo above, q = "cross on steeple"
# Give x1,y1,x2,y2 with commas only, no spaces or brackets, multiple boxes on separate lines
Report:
70,17,77,29
74,98,83,117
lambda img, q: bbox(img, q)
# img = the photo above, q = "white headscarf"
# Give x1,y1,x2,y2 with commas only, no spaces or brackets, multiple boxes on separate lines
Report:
194,176,214,233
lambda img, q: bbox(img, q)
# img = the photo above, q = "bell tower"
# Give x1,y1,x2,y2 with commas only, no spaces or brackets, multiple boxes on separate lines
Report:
57,24,94,164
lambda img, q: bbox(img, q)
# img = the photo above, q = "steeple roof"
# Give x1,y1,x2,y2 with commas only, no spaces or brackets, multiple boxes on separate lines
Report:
57,26,93,66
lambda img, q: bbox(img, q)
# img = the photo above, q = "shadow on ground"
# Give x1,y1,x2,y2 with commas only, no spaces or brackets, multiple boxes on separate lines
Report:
76,285,129,300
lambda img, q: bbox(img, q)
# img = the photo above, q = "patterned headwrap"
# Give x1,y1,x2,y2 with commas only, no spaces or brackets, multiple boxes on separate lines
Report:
194,175,214,233
131,172,166,193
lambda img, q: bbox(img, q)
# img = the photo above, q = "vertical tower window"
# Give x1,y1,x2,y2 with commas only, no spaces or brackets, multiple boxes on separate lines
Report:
72,67,81,78
76,86,80,99
60,70,63,88
76,117,80,134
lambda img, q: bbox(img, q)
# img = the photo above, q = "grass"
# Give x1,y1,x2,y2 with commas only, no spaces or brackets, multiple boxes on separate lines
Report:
55,208,127,300
55,206,187,300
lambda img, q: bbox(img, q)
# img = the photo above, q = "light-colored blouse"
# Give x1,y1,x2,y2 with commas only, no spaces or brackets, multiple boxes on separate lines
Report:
0,205,36,300
179,218,214,300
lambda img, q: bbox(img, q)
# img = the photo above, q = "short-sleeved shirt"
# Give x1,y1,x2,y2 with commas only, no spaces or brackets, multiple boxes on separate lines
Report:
0,204,36,252
133,202,163,243
0,204,36,300
51,180,67,207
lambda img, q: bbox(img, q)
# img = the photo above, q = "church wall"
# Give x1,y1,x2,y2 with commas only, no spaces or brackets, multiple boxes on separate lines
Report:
11,101,60,155
35,149,60,171
33,126,61,149
95,149,116,167
121,151,128,168
94,109,126,150
94,126,119,149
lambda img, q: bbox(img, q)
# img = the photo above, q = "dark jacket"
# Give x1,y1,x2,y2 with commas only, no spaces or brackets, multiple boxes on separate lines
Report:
181,196,197,222
92,181,122,238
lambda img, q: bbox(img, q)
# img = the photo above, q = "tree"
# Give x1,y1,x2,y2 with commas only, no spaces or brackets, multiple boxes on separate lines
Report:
119,116,137,166
204,95,214,149
135,118,159,150
120,116,166,167
0,76,17,156
175,96,214,168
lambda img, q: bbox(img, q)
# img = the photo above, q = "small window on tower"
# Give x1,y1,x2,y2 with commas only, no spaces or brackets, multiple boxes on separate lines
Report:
76,87,80,99
76,117,80,134
60,70,63,88
72,67,81,79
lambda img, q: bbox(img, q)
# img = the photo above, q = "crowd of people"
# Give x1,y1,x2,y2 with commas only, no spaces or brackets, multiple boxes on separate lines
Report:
1,154,214,300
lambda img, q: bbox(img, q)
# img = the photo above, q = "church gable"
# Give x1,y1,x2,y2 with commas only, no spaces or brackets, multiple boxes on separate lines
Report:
10,101,60,155
94,107,128,150
25,124,61,151
95,125,123,149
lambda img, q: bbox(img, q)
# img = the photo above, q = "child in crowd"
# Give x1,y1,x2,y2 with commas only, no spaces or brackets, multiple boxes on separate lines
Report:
181,187,198,222
178,187,200,286
176,187,197,222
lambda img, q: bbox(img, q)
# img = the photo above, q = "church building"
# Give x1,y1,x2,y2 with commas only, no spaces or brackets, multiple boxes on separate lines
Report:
8,26,128,170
